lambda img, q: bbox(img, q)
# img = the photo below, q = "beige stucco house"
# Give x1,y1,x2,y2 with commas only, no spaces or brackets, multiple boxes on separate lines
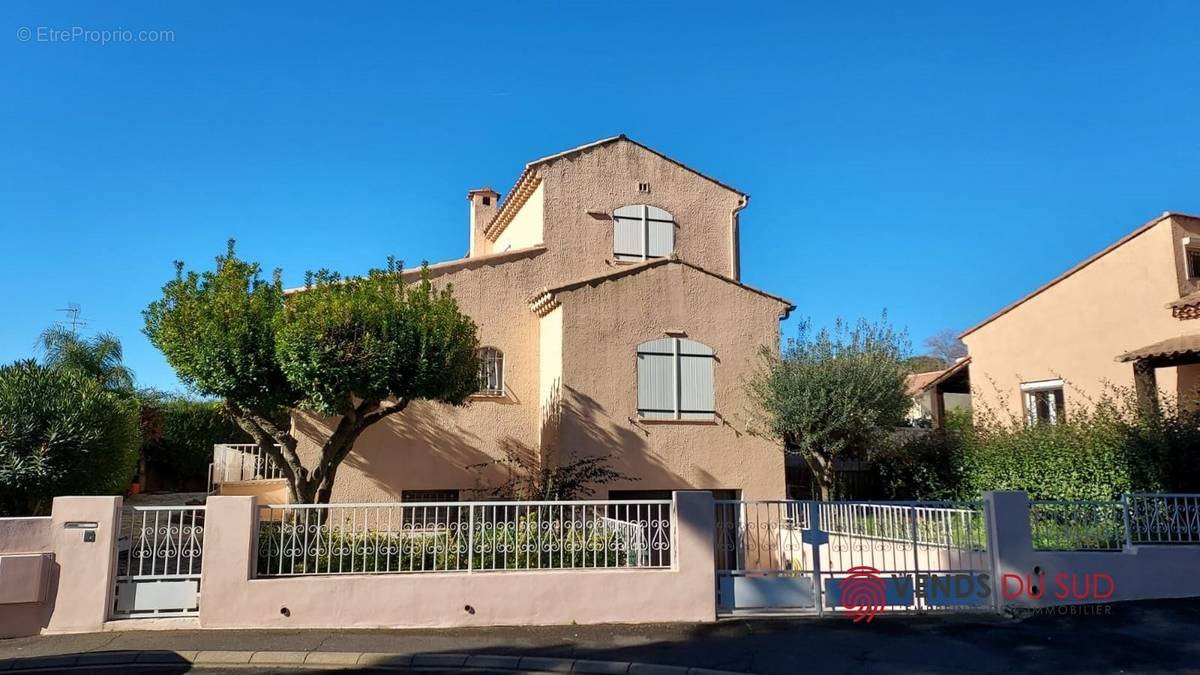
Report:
217,136,794,502
961,211,1200,424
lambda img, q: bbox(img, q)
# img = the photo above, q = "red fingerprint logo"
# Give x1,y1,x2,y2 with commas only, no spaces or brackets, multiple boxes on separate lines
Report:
839,566,887,622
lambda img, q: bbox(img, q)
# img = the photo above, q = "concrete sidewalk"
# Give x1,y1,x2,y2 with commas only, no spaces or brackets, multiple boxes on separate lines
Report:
2,600,1199,674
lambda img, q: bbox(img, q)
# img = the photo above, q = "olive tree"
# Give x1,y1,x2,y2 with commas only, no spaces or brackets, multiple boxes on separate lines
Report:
144,242,480,503
0,360,141,515
748,317,911,500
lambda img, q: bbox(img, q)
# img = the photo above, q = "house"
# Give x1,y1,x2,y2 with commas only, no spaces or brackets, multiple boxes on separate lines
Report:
215,136,794,502
903,358,971,428
961,211,1200,424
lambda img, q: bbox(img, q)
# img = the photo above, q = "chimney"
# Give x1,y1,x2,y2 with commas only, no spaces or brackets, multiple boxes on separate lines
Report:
467,187,500,257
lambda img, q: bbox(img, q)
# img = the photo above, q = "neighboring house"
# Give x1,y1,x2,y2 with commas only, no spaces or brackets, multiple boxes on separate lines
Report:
961,211,1200,424
217,136,794,502
903,358,971,428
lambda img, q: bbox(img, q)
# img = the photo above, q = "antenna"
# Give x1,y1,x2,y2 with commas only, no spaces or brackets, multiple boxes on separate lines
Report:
56,303,88,334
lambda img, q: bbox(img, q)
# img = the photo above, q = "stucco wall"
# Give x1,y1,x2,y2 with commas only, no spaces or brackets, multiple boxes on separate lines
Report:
556,263,788,500
963,217,1192,419
199,493,717,629
493,182,544,253
535,141,744,283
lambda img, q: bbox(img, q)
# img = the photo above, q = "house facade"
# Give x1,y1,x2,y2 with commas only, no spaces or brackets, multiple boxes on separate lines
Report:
248,136,794,502
961,211,1200,423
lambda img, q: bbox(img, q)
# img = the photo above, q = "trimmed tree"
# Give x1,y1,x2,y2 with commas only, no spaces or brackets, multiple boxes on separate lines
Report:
144,242,480,503
747,317,911,500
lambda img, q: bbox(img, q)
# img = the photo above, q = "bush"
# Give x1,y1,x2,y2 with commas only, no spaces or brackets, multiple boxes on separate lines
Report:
871,430,966,500
0,360,141,515
140,392,249,486
869,387,1200,501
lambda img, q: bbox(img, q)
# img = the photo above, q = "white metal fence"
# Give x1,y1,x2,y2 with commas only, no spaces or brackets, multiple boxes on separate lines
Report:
1030,493,1200,551
256,500,673,576
112,506,205,618
210,443,284,489
715,500,991,616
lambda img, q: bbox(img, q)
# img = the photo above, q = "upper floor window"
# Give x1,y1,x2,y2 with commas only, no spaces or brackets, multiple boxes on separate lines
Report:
1188,248,1200,279
636,337,714,421
477,347,504,396
1022,379,1064,425
614,204,675,261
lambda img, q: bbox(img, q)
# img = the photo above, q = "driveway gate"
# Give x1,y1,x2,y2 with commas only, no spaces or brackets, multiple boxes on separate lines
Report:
715,500,993,616
111,506,205,618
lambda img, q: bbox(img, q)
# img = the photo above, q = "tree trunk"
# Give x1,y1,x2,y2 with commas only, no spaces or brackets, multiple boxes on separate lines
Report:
804,450,836,501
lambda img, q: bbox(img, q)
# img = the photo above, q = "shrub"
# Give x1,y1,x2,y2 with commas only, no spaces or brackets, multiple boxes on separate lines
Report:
870,386,1200,501
139,392,251,487
0,360,141,515
871,430,966,500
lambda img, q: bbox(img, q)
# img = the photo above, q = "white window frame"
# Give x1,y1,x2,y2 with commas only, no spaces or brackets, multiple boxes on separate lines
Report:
1021,379,1065,425
636,337,715,421
614,204,674,261
477,347,504,397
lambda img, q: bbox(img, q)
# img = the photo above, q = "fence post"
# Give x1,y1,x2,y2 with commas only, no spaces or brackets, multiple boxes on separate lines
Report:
808,501,824,617
1121,493,1133,550
909,505,921,610
467,505,475,573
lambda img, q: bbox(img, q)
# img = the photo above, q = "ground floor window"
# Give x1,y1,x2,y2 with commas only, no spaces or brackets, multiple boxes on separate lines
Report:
608,489,740,500
401,489,459,503
1021,379,1065,425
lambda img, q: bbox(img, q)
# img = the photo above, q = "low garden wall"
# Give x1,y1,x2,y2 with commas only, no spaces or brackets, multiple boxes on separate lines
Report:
199,492,717,629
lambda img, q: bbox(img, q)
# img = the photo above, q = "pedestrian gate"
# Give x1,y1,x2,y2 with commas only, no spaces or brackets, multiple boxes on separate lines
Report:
111,506,205,618
715,500,993,616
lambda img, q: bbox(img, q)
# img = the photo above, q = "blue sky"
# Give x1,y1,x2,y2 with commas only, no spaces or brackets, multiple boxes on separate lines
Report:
3,1,1200,391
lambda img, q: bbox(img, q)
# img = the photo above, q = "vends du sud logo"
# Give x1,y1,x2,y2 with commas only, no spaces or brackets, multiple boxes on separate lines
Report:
831,566,1115,622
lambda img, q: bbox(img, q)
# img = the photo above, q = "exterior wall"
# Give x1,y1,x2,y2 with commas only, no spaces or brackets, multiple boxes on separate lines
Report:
0,517,53,639
538,306,563,465
199,493,717,629
534,141,744,283
492,182,544,253
963,217,1191,419
291,139,780,502
556,264,787,500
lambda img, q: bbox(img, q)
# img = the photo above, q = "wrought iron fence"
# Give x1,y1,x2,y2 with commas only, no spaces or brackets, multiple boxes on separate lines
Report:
1126,493,1200,545
1029,500,1126,551
256,500,673,576
1029,494,1200,551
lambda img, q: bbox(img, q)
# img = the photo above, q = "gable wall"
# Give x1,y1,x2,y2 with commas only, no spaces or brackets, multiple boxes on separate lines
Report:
963,217,1187,420
533,140,744,284
554,263,787,500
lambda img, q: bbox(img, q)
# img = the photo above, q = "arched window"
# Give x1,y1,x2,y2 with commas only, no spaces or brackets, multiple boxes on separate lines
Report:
477,347,504,396
614,205,675,261
636,337,714,420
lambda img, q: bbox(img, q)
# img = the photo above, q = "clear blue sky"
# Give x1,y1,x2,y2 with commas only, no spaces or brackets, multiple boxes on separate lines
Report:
3,2,1200,392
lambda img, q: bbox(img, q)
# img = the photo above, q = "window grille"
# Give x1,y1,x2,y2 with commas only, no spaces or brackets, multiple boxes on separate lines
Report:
477,347,504,396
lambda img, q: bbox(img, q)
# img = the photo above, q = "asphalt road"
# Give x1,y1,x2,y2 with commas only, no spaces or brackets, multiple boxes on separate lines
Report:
2,599,1199,674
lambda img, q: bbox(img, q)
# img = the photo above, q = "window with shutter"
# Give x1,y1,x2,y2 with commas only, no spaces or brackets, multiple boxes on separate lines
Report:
614,205,675,261
636,337,714,421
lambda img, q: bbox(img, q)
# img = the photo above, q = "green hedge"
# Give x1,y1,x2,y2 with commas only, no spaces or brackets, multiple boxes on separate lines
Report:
140,392,250,485
869,395,1200,501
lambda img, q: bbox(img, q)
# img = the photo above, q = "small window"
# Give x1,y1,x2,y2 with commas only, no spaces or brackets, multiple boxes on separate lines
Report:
614,205,675,261
1022,379,1065,425
637,337,715,421
1188,249,1200,279
482,196,491,206
477,347,504,396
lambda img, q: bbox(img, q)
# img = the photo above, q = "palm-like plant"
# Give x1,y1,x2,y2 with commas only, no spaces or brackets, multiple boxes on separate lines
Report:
38,326,135,392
